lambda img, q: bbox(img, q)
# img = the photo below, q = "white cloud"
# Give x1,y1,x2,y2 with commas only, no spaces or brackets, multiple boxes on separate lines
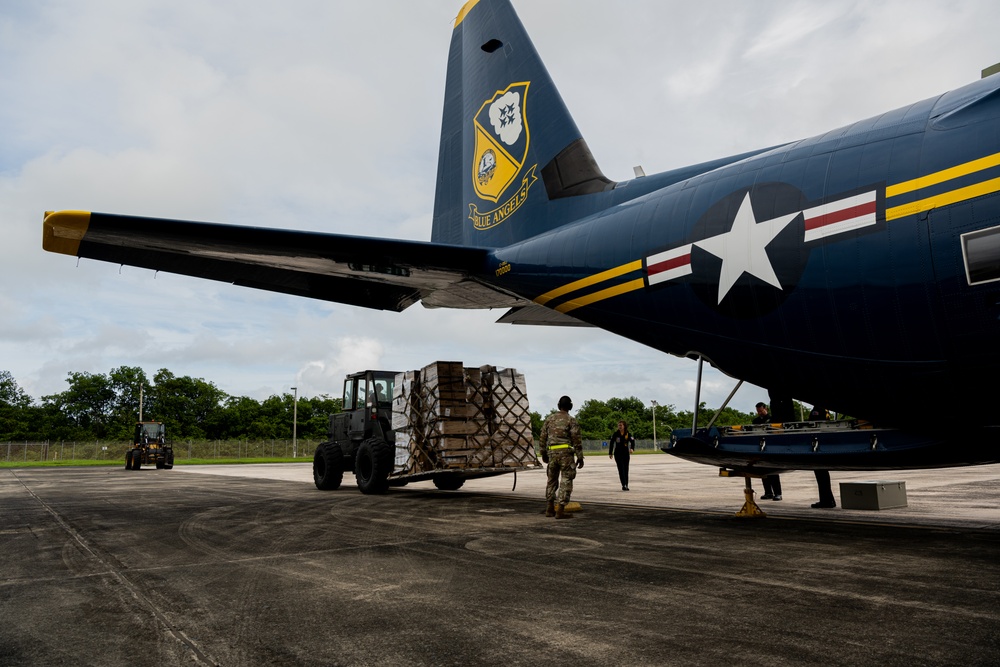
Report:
742,4,846,60
295,336,385,397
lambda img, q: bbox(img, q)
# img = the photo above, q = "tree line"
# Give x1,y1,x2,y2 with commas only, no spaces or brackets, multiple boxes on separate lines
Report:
0,367,339,442
1,367,764,444
568,396,756,441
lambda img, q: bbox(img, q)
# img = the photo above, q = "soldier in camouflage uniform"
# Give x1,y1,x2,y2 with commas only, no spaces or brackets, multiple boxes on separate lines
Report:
539,395,584,519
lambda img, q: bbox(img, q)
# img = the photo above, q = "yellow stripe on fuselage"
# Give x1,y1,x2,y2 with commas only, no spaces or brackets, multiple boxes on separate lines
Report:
885,149,1000,219
886,151,1000,198
42,210,91,256
554,278,646,314
886,175,1000,221
534,259,642,305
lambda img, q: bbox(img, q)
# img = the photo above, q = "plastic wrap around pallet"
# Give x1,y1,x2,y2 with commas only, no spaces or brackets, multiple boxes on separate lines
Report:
391,361,536,475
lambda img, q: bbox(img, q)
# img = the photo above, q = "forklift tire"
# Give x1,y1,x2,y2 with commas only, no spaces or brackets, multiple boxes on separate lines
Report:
156,459,165,469
164,452,174,470
125,450,133,470
313,442,344,490
432,475,466,491
131,450,142,470
355,438,392,495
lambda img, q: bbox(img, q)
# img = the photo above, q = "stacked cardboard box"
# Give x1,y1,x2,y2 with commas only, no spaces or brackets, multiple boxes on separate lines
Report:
391,371,421,472
465,365,534,468
420,361,475,468
390,361,536,474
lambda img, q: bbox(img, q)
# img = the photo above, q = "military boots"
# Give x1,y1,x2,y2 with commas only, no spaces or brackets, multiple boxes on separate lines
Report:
555,503,572,519
545,501,556,517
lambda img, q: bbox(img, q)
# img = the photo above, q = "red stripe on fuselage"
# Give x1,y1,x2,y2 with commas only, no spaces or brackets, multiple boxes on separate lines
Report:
647,253,691,276
804,200,877,231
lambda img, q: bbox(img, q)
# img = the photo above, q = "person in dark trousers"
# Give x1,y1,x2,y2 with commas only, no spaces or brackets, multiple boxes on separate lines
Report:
809,406,836,508
812,471,836,508
753,402,782,501
608,420,635,490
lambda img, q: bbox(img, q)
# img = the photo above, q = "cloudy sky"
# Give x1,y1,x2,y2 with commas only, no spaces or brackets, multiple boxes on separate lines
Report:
2,0,998,415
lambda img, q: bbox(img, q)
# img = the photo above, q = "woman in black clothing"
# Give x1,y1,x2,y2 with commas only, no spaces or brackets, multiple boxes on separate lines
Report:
608,420,635,490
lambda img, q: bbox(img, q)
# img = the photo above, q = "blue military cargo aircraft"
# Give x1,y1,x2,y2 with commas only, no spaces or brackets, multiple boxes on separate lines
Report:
43,0,1000,475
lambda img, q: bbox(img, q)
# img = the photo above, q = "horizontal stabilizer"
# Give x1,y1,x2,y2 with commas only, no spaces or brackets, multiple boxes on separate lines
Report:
43,211,529,312
495,305,593,327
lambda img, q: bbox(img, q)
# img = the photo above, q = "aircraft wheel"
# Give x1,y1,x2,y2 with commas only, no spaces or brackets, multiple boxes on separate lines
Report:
432,475,465,491
313,442,344,490
355,438,392,494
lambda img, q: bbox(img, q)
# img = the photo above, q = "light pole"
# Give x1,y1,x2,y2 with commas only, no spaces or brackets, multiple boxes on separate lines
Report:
291,386,298,458
650,400,658,449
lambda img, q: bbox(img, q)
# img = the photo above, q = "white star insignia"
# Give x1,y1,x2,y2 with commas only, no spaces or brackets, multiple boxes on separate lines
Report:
693,193,800,304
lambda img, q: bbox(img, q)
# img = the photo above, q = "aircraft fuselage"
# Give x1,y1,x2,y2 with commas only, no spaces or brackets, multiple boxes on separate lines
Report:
488,74,1000,431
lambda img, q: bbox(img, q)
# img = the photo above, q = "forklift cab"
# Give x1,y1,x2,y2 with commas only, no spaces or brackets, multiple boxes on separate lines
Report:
134,421,165,446
343,372,395,410
336,370,398,444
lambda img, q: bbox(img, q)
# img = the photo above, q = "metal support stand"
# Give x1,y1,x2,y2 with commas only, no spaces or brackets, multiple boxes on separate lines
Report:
692,357,703,431
736,476,767,518
688,355,744,430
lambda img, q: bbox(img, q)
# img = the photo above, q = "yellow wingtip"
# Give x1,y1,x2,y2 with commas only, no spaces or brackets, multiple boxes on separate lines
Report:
42,210,92,256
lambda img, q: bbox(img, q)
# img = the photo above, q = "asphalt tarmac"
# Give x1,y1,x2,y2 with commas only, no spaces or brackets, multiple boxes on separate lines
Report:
2,455,998,666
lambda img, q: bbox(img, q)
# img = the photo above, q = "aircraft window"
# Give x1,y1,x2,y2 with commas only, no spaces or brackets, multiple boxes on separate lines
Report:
481,39,503,53
963,225,1000,285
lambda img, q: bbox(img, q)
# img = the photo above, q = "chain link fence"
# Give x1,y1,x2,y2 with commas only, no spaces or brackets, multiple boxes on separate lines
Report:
4,438,665,464
2,439,324,463
582,438,662,452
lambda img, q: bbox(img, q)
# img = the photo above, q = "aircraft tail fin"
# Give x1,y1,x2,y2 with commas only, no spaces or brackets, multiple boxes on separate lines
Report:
431,0,612,248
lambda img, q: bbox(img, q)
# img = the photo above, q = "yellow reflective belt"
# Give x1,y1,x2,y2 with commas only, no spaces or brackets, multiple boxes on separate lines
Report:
548,444,571,450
